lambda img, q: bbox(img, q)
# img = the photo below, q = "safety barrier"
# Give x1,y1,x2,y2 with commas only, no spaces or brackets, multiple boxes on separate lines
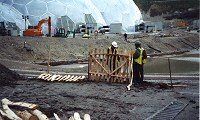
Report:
88,48,133,83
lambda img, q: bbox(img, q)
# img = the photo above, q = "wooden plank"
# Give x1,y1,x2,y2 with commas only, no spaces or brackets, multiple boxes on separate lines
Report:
107,48,110,82
1,99,23,120
99,49,103,81
122,60,126,83
90,49,94,81
62,75,71,81
79,76,86,80
58,75,68,81
30,109,49,120
89,72,106,75
84,114,91,120
0,106,22,120
110,49,114,81
67,76,75,82
91,55,109,74
38,73,46,79
106,53,129,57
65,75,74,82
73,76,82,82
95,48,100,81
42,74,52,80
88,50,91,81
97,51,101,81
111,49,117,82
1,98,38,110
53,113,61,120
51,75,63,81
101,49,105,81
110,62,126,75
113,49,118,83
116,53,122,83
93,48,97,81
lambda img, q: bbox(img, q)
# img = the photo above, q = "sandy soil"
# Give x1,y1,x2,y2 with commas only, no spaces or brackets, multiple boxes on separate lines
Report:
0,28,199,120
0,28,199,63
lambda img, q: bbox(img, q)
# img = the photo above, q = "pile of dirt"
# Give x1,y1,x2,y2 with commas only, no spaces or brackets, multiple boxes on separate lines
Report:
0,63,22,86
0,28,199,64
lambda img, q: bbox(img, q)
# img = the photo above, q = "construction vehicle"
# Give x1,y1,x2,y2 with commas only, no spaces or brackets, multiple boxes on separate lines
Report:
53,28,67,37
23,16,51,37
0,21,20,36
98,26,110,34
175,21,187,27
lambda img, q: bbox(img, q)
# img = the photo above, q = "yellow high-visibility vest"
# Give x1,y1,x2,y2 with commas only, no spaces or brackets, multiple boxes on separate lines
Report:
134,47,146,64
142,48,147,64
108,46,118,53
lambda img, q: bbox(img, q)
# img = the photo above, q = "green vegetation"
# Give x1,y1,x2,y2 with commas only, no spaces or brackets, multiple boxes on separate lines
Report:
134,0,199,13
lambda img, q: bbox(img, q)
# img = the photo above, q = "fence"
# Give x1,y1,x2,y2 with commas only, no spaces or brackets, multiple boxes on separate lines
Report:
88,48,133,83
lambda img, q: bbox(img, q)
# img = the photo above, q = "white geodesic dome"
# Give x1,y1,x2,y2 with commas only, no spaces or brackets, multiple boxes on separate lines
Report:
0,3,29,30
0,0,143,33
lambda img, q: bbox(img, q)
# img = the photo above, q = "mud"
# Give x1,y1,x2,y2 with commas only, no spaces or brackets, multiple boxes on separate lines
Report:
0,60,199,120
0,28,199,120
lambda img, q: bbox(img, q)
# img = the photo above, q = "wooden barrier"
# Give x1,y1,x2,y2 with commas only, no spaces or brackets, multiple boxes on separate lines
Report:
88,48,133,83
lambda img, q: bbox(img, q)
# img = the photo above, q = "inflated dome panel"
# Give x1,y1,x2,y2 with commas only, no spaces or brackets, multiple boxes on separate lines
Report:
0,0,143,32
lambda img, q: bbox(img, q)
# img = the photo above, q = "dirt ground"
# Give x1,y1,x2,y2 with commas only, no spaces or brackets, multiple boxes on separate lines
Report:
0,28,199,120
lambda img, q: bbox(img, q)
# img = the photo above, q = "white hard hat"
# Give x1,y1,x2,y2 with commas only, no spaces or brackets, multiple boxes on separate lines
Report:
112,41,118,47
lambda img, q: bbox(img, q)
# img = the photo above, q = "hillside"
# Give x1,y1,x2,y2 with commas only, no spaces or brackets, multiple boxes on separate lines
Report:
0,28,198,64
134,0,199,20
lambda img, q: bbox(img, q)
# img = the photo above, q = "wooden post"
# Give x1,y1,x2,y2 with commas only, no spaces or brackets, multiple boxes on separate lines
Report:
102,49,105,81
99,49,103,81
90,49,94,81
94,48,97,81
47,39,51,73
88,51,91,81
107,49,111,82
118,53,123,82
168,58,173,88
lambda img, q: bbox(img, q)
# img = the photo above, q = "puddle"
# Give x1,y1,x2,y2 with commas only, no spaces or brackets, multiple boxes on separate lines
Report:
52,50,199,74
145,51,199,74
54,63,88,69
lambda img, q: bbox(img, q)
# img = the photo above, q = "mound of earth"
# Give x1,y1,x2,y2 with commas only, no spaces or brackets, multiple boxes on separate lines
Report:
0,28,199,64
0,63,22,86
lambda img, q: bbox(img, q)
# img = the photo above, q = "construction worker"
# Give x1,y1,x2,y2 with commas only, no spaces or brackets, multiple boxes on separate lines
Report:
133,41,147,86
106,41,119,73
124,33,127,42
94,30,98,39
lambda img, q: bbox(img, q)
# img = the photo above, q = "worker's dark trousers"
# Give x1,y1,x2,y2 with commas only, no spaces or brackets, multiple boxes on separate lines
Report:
110,59,117,74
133,62,143,84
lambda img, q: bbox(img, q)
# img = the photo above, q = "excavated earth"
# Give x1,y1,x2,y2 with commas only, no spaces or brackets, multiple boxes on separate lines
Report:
0,28,199,120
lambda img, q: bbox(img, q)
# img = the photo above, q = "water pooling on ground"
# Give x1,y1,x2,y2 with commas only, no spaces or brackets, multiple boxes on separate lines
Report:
53,50,199,74
144,50,199,74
